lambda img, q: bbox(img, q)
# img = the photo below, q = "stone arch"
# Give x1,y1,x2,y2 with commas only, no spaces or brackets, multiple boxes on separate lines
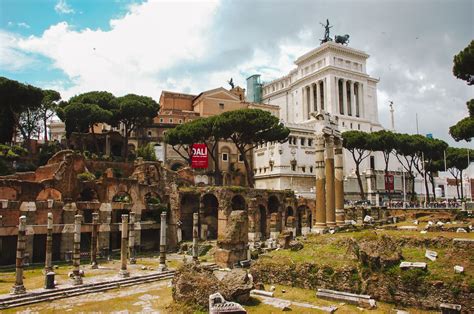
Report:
79,188,99,202
0,187,18,200
202,193,219,239
286,206,294,226
171,162,185,171
258,204,267,240
268,195,280,214
145,191,161,205
180,194,199,241
231,195,246,211
296,205,310,236
36,187,62,201
112,191,132,203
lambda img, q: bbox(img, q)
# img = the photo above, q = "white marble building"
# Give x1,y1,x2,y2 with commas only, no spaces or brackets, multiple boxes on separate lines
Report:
253,41,388,199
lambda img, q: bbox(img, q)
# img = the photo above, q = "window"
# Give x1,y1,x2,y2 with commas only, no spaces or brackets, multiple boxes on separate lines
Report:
219,103,224,109
222,153,228,162
300,138,305,146
238,154,244,162
358,124,361,130
179,119,183,124
310,166,313,173
350,122,353,129
147,131,152,137
302,166,306,173
370,156,375,169
169,118,173,123
308,139,313,147
291,164,296,171
159,118,164,123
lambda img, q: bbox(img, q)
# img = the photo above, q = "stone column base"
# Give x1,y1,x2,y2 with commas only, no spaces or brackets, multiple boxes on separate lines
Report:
311,226,326,234
335,209,345,226
11,284,26,295
158,264,167,272
270,231,279,240
301,227,311,236
287,227,297,237
119,269,130,278
72,275,83,285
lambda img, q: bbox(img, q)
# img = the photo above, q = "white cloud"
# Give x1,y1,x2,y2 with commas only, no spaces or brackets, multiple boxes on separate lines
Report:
0,31,37,71
18,0,219,99
54,0,75,14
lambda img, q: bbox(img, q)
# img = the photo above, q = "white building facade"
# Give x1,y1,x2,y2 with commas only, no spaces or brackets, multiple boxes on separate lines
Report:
253,42,390,199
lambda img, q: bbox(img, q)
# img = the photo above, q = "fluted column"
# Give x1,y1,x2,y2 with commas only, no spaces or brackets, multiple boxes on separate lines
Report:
128,212,136,264
12,216,27,294
350,81,355,116
358,84,364,118
316,81,321,112
45,212,53,273
325,136,336,227
334,139,345,226
309,84,315,114
314,135,326,232
72,214,83,285
159,212,167,271
119,214,130,278
302,87,307,120
91,212,99,269
321,79,326,110
342,79,347,116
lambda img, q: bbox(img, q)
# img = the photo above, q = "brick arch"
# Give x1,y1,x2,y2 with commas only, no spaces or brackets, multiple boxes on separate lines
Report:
36,187,62,201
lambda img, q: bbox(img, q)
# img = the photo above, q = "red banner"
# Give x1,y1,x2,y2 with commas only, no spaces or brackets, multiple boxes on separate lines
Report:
191,144,208,168
384,174,394,191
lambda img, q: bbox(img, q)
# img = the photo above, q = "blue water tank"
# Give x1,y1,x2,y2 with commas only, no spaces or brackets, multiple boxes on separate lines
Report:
246,74,262,103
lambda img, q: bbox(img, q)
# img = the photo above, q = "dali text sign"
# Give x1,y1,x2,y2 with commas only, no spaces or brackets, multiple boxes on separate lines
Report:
191,144,208,168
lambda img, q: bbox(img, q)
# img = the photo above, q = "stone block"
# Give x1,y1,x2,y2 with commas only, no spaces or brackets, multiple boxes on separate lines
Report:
399,262,427,270
440,303,461,314
425,250,438,261
454,265,464,274
316,288,376,309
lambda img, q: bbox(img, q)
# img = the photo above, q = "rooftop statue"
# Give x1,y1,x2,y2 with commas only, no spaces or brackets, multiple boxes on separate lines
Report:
335,34,350,45
228,77,235,89
319,19,333,44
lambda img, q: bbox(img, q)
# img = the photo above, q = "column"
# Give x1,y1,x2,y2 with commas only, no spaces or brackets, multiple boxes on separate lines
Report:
119,214,130,278
91,212,99,269
359,84,364,118
301,87,306,121
199,202,207,241
159,212,167,271
316,81,321,112
12,216,27,294
342,79,347,116
334,139,345,226
45,212,53,273
314,135,326,232
192,212,199,262
309,84,315,114
321,79,326,110
350,81,355,116
325,136,336,227
335,77,340,114
128,212,136,264
72,214,83,285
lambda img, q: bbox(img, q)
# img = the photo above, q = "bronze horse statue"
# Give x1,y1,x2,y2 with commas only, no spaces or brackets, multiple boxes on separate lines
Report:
335,34,350,45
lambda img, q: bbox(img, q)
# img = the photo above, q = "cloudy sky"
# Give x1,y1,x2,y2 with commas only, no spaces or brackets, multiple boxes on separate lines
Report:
0,0,472,148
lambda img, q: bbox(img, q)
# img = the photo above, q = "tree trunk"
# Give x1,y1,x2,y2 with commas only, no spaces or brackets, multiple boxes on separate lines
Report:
209,142,222,185
43,117,48,142
410,173,416,201
429,172,436,200
234,143,254,188
455,177,460,199
354,163,365,200
122,133,129,160
460,170,464,199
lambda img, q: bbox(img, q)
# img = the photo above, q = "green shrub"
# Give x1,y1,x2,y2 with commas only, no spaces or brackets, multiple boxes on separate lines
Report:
0,159,12,176
16,163,37,172
38,142,62,166
77,172,96,182
94,170,103,179
137,143,156,161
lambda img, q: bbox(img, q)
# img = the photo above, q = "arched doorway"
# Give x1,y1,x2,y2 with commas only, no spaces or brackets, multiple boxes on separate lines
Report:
180,194,199,241
286,206,294,230
202,194,219,239
296,205,309,236
79,188,99,202
258,205,267,240
268,195,281,232
231,195,246,211
36,188,62,201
